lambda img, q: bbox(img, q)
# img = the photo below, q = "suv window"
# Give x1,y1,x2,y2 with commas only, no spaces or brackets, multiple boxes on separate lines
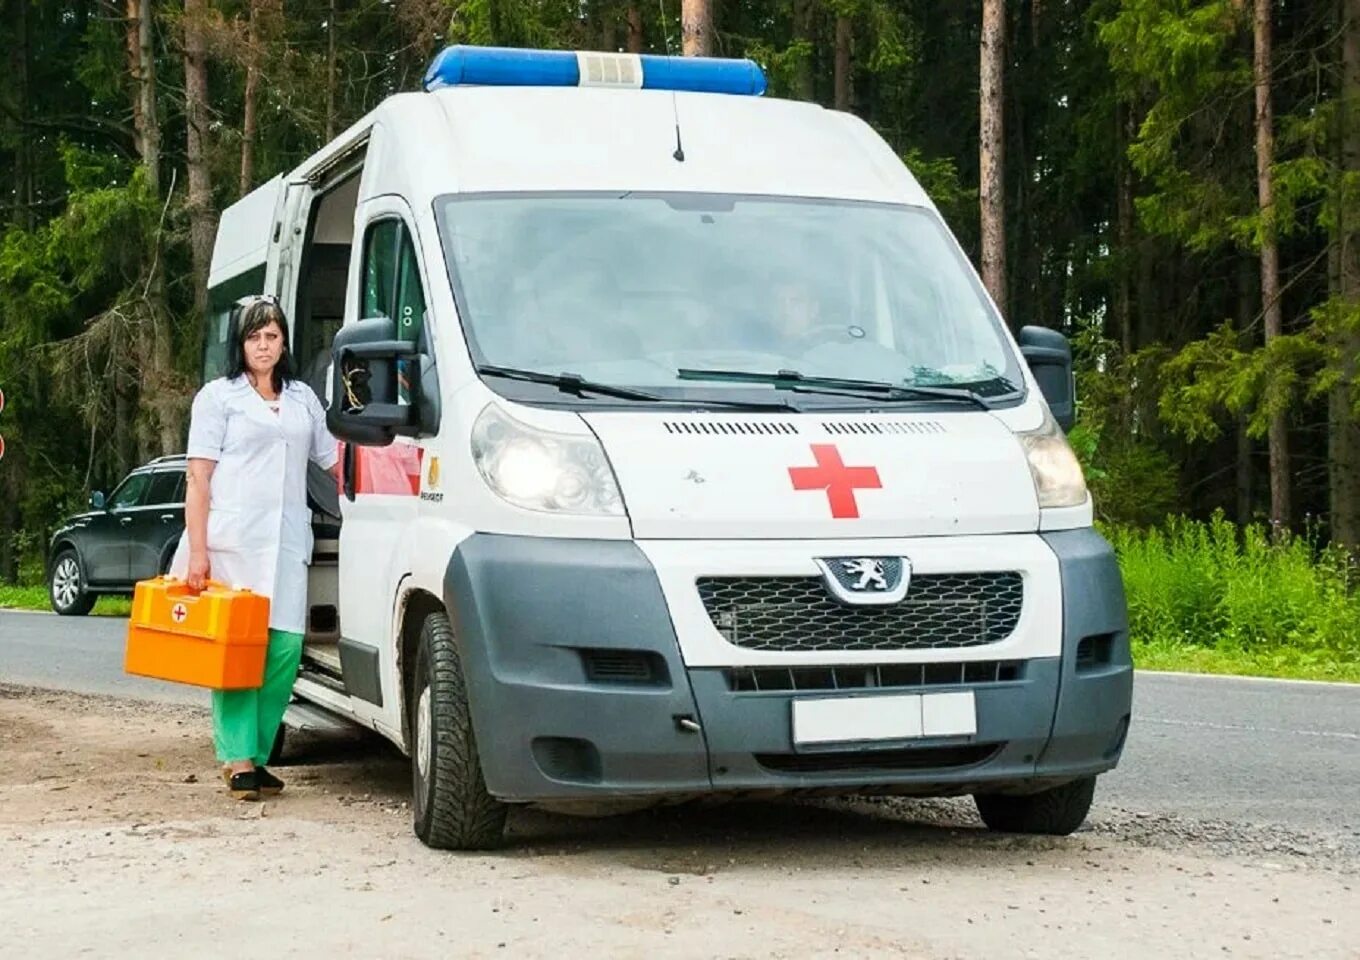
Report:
145,470,184,505
108,473,152,510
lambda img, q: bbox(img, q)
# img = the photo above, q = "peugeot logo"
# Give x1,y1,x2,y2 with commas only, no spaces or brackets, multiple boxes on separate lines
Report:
814,556,911,606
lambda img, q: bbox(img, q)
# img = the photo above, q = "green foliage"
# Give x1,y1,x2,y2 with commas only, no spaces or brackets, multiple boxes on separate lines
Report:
1109,515,1360,672
900,147,971,224
1070,322,1182,526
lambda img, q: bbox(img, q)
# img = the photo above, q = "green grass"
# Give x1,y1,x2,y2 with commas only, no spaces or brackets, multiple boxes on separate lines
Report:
1132,636,1360,682
1109,515,1360,684
0,584,131,617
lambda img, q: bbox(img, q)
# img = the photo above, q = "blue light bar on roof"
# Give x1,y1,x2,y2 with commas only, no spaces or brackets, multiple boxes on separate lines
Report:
422,46,767,97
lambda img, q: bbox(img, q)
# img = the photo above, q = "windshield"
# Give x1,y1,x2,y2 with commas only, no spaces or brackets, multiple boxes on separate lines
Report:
435,193,1022,403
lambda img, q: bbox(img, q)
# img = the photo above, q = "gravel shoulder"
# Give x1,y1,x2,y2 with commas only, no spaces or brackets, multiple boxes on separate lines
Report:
1,684,1356,959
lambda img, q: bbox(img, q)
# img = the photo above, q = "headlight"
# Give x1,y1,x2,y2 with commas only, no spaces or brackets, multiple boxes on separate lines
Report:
471,404,624,516
1018,410,1088,508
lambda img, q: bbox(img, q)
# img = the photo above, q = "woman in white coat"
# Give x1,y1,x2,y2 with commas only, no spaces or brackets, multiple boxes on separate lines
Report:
169,295,339,801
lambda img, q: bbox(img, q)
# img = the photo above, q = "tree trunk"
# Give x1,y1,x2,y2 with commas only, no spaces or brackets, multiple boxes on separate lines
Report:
793,0,815,101
1237,256,1256,524
125,0,180,456
183,0,216,321
1332,0,1360,550
980,0,1007,317
1115,101,1135,354
326,0,337,142
8,0,32,229
241,0,262,196
127,0,160,198
682,0,711,57
626,4,644,54
834,15,852,111
1253,0,1290,533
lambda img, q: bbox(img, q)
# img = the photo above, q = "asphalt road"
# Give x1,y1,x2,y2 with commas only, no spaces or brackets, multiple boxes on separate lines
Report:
2,608,1357,840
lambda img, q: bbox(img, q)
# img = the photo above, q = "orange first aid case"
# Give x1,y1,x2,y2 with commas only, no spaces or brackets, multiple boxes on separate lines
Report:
124,577,270,690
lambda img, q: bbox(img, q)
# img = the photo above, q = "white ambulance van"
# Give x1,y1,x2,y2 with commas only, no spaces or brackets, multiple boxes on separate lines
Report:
202,46,1132,850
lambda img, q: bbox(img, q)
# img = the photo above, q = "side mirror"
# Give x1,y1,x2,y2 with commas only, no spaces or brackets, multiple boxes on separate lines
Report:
90,491,106,510
1018,325,1075,433
327,316,422,447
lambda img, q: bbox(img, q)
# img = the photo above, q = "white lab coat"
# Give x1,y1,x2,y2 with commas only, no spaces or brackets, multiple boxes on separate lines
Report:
169,375,339,633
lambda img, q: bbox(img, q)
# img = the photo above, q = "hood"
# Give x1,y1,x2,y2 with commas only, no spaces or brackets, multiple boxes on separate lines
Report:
582,410,1041,540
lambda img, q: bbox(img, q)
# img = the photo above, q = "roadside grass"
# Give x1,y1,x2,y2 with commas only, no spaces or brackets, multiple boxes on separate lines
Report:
2,513,1356,683
1131,636,1360,683
1110,515,1359,684
0,584,131,617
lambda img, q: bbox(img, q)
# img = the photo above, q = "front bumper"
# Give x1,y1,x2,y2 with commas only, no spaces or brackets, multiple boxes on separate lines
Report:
444,529,1132,802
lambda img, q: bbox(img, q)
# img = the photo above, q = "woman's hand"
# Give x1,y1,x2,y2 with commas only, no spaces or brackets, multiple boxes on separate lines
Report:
187,550,211,592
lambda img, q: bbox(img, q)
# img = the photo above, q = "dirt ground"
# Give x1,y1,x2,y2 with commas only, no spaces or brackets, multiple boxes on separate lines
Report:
1,684,1356,960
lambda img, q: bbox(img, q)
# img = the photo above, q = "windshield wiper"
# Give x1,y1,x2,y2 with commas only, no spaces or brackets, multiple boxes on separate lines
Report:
676,367,997,410
476,364,800,411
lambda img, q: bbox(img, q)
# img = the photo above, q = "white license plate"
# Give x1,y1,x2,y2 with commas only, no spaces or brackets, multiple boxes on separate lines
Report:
791,691,977,746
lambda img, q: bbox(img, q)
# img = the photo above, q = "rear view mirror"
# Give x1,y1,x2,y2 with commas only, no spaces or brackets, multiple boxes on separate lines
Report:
327,316,422,447
1018,326,1075,433
90,491,106,510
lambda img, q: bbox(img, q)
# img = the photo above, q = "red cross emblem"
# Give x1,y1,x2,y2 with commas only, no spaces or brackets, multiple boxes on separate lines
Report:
171,602,188,624
788,443,882,519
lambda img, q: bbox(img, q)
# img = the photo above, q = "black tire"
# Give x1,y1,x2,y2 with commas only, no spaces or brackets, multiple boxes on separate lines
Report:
49,549,95,617
974,776,1097,836
410,610,507,850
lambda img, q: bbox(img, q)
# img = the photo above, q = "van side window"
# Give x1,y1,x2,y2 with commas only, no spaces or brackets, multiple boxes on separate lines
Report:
395,230,427,346
360,218,426,344
360,216,429,405
361,219,401,322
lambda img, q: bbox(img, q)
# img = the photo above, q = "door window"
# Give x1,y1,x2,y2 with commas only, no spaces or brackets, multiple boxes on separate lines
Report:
145,471,184,505
360,217,429,403
108,473,152,510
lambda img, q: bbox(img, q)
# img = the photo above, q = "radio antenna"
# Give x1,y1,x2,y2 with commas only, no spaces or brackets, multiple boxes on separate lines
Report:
659,0,675,55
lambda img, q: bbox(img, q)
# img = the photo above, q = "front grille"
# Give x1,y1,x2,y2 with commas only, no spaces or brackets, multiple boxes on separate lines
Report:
698,573,1024,652
724,660,1025,693
756,744,999,774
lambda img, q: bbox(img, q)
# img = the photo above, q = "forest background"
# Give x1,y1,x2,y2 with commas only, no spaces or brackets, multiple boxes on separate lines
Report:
2,0,1358,680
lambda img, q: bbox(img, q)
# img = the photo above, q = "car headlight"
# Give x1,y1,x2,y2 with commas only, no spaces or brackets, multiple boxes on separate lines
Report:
471,404,624,516
1018,410,1088,508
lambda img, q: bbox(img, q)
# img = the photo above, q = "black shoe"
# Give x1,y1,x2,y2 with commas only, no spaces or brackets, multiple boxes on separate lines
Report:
255,766,284,796
228,770,261,801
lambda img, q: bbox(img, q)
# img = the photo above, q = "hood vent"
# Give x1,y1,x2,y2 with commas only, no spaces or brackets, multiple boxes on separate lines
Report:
821,420,946,436
663,420,800,436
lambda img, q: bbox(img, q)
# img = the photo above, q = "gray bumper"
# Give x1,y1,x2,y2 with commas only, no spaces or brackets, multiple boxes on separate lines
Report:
444,530,1132,802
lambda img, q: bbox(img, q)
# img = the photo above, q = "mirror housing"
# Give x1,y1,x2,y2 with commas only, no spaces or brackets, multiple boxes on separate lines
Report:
1018,325,1076,433
90,491,106,510
326,317,422,447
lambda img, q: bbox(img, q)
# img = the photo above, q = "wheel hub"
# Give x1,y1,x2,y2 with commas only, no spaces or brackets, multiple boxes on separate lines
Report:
53,559,79,608
415,685,432,781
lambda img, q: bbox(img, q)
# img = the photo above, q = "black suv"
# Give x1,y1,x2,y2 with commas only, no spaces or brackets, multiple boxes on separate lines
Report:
47,455,188,615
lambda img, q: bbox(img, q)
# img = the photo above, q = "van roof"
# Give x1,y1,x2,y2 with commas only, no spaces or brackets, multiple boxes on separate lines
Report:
388,86,932,208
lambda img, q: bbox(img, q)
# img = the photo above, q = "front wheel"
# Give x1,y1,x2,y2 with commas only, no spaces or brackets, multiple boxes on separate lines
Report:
974,776,1097,836
410,610,507,850
50,550,95,616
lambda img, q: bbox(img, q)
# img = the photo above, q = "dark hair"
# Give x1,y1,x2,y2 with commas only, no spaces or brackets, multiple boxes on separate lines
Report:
225,296,297,394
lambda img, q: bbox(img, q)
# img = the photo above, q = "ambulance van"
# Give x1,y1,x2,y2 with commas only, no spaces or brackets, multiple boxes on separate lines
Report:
202,46,1133,850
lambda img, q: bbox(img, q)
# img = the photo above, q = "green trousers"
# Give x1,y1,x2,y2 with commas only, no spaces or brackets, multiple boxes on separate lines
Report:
212,628,303,765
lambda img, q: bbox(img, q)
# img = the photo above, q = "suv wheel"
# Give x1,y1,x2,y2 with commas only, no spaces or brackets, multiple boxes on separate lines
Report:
50,550,96,616
974,776,1097,836
410,609,507,850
